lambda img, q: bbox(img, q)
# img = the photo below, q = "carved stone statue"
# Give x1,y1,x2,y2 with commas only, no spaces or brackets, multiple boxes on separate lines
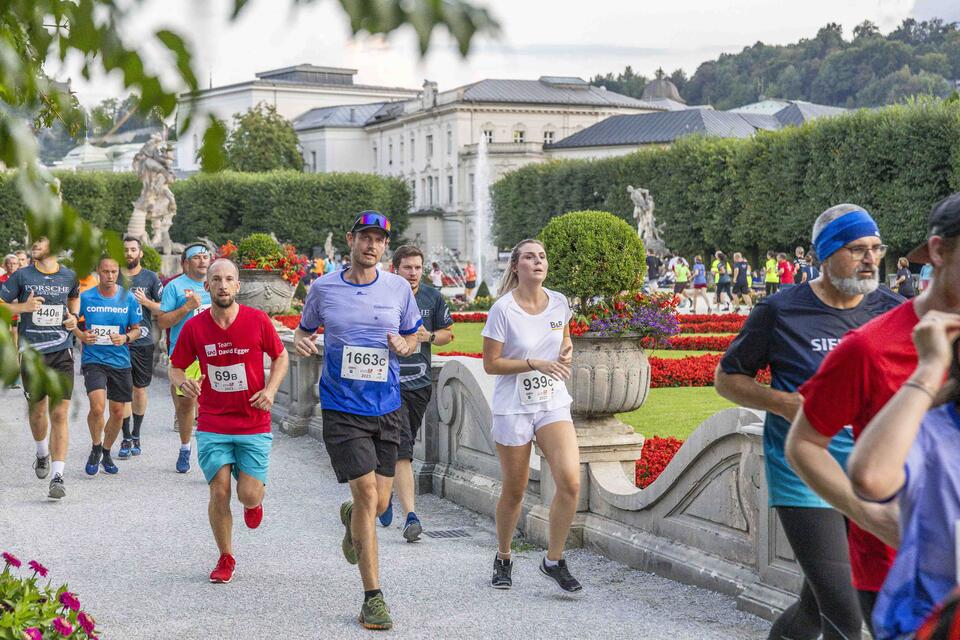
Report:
324,232,335,260
127,133,178,254
627,185,665,253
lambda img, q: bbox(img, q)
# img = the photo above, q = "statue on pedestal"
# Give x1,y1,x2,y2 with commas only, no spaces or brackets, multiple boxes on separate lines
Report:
324,232,335,261
127,134,178,254
627,185,666,253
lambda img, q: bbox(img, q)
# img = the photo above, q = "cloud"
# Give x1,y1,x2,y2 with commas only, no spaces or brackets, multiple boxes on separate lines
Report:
911,0,960,22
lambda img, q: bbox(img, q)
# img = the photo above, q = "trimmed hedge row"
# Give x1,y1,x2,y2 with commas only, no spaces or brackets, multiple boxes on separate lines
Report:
492,100,960,259
0,171,411,255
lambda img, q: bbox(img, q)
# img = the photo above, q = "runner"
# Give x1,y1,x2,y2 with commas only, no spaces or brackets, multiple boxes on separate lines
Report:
785,193,960,631
690,256,712,313
672,257,690,309
716,204,902,639
294,211,421,631
2,254,22,384
158,242,211,473
15,250,28,270
169,259,288,584
121,237,163,458
464,260,477,300
731,252,752,311
380,245,453,541
764,250,779,296
73,256,142,476
482,238,582,594
0,236,80,499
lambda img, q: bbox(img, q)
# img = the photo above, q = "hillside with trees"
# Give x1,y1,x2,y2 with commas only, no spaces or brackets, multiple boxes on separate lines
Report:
591,18,960,109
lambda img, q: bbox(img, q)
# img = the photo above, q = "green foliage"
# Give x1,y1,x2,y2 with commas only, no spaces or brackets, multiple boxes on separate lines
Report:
225,103,303,173
141,244,162,272
237,233,282,262
0,553,101,637
539,211,646,304
476,281,491,299
494,100,960,260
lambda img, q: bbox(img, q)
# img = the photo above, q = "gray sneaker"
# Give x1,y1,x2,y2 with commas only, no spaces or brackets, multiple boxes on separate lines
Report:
48,474,65,499
33,455,50,479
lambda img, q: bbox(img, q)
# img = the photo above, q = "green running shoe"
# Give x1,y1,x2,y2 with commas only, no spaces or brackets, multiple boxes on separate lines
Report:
359,593,393,630
340,500,358,565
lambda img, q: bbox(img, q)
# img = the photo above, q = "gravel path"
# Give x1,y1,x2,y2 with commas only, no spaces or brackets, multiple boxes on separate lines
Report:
0,377,770,639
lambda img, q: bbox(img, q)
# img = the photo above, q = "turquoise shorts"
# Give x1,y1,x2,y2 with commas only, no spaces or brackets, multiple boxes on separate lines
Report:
196,431,273,485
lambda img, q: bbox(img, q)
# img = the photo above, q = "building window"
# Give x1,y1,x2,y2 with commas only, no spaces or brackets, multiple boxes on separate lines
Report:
388,142,393,165
426,134,434,158
410,180,416,207
469,173,475,201
513,130,525,143
410,134,416,161
543,130,555,145
447,175,454,203
427,176,434,206
433,175,440,205
483,129,494,144
421,178,426,205
446,128,453,154
372,144,378,170
310,151,317,172
400,140,405,164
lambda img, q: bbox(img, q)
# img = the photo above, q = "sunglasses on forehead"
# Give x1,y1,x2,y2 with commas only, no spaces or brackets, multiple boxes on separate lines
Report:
352,212,391,233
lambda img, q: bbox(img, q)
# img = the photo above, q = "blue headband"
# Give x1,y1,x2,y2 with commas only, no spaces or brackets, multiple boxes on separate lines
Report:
184,245,209,260
814,211,880,261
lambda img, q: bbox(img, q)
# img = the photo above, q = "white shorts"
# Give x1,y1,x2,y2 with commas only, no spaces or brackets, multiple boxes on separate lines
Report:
491,405,573,447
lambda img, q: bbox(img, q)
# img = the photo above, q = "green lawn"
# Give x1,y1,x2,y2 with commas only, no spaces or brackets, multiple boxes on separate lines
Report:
617,387,735,439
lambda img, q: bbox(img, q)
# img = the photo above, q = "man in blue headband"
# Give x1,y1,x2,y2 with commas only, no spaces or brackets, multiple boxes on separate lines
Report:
158,242,211,474
716,204,902,639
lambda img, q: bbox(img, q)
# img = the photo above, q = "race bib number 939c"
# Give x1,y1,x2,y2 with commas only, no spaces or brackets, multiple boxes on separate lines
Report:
517,370,556,405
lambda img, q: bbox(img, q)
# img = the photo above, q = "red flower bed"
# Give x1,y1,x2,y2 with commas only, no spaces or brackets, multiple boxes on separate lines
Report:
635,436,684,488
435,351,482,358
451,312,488,323
649,353,770,387
679,322,743,334
665,334,735,351
272,315,323,334
680,313,744,325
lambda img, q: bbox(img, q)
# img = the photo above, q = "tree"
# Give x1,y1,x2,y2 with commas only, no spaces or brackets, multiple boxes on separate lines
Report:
224,103,302,172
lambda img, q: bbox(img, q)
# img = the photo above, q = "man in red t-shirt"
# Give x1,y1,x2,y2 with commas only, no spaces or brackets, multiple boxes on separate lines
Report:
777,252,795,288
170,259,289,584
786,192,960,629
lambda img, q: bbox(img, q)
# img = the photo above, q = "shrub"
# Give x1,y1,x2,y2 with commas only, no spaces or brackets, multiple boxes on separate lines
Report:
539,210,646,304
236,233,282,263
476,280,491,299
141,244,162,272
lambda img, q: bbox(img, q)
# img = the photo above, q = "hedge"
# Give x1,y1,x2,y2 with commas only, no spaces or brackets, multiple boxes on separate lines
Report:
0,170,411,256
492,99,960,261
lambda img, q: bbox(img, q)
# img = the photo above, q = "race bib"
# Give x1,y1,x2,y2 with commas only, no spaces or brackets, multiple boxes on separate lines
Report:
33,304,63,327
208,363,248,393
90,324,120,346
517,370,556,405
193,303,211,317
341,346,389,382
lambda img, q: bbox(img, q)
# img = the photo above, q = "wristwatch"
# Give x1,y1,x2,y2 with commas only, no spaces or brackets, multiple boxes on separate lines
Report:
429,331,436,343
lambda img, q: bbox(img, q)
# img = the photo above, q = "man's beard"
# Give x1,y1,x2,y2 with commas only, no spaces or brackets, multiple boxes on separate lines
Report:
826,264,879,296
212,295,235,308
126,258,140,270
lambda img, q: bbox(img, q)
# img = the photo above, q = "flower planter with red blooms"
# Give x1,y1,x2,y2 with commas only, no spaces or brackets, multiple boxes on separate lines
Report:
219,235,309,315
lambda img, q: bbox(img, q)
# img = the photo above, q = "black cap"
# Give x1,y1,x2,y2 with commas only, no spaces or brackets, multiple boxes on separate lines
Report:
906,192,960,264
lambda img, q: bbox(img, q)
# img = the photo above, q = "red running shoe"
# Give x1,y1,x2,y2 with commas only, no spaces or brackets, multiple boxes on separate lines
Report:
209,553,235,584
244,503,263,529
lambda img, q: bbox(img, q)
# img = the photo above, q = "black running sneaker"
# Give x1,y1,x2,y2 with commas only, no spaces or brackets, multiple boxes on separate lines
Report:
85,446,102,476
48,474,65,499
101,451,119,474
540,558,583,592
491,555,512,589
33,454,50,479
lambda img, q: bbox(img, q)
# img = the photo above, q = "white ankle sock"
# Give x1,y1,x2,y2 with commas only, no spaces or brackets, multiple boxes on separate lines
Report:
51,461,65,477
35,439,49,458
180,443,191,452
544,556,560,568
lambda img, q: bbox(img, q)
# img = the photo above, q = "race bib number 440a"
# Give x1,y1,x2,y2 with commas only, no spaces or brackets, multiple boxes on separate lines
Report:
208,363,248,393
341,346,389,382
33,304,63,327
517,370,556,405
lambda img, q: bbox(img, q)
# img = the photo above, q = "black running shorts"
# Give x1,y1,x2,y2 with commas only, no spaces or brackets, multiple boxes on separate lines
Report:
82,364,133,403
21,348,75,404
129,344,155,388
321,407,403,483
398,385,431,461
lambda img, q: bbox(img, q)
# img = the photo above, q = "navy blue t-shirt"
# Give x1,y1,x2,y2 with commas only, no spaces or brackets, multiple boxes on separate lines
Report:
720,283,903,507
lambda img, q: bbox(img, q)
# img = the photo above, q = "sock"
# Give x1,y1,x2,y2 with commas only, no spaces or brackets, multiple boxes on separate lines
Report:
51,461,65,477
180,443,191,452
92,443,103,452
544,556,560,568
121,417,131,439
364,589,382,602
35,439,49,458
132,413,144,438
497,551,511,562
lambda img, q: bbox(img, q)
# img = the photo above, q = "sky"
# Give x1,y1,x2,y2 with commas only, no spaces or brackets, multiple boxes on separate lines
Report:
53,0,960,108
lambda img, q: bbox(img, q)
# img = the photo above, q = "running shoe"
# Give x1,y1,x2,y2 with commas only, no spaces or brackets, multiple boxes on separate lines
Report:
48,474,65,500
175,448,190,474
358,593,393,630
85,446,102,476
340,500,358,565
33,454,50,479
209,553,235,584
131,438,142,456
491,555,512,589
402,512,422,543
539,557,583,593
244,503,263,529
100,451,119,474
118,440,132,459
378,494,394,527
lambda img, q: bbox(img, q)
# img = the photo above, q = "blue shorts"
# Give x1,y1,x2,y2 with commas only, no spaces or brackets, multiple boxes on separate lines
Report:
196,431,273,485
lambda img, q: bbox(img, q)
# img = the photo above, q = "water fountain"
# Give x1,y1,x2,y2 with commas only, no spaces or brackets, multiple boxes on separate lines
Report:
473,136,501,292
426,245,467,288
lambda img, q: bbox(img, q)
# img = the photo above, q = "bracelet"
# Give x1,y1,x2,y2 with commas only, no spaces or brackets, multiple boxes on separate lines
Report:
903,379,935,400
526,358,534,371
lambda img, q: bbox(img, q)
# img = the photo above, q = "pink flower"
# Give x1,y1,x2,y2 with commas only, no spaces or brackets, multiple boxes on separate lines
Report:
52,617,74,636
23,629,42,640
27,560,48,577
77,611,96,634
1,552,21,568
59,591,80,611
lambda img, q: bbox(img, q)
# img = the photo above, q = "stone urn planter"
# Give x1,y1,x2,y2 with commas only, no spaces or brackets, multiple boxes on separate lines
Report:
235,268,295,315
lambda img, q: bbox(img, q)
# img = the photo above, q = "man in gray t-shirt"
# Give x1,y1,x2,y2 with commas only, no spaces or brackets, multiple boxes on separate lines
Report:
386,245,453,541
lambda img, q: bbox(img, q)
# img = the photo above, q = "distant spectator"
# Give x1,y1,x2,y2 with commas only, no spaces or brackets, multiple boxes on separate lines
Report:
765,251,780,296
429,262,444,288
919,262,933,291
751,269,765,299
793,246,806,281
464,260,477,299
645,249,661,292
894,257,916,299
777,252,795,290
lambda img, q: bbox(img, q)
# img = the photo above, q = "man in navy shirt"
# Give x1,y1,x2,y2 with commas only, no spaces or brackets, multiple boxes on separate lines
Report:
715,204,902,640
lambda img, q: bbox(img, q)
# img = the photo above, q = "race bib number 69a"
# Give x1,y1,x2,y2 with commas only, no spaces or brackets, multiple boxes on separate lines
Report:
341,346,389,382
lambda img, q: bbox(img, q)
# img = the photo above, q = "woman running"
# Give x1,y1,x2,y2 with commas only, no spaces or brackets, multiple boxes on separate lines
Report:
691,256,713,314
481,239,582,593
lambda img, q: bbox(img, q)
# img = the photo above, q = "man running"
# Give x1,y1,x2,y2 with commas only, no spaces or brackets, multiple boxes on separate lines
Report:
158,243,211,473
121,236,163,458
716,204,902,639
170,258,287,583
785,193,960,631
73,256,142,476
0,236,79,499
295,211,421,631
379,245,453,541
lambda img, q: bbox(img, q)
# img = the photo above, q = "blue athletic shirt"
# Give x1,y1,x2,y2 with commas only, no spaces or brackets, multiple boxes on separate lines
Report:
159,274,211,355
78,286,142,368
872,403,960,639
720,283,902,507
299,268,422,416
692,263,707,286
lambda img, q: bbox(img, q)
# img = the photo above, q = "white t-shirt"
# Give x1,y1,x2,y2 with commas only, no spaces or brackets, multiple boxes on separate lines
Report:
430,269,443,288
481,288,573,415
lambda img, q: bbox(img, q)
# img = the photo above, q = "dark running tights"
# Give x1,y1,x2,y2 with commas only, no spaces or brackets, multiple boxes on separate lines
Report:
768,507,863,640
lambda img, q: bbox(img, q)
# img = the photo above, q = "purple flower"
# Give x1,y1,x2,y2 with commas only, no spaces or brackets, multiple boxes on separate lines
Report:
1,552,21,568
27,560,48,578
23,629,42,640
52,617,74,637
59,591,80,611
77,611,96,635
